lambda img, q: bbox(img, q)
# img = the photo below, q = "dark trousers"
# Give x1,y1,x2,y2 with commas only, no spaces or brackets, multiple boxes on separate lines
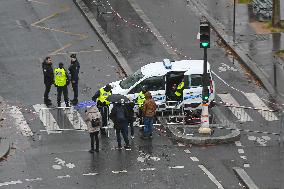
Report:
115,121,129,147
98,106,109,134
44,83,52,101
90,131,99,150
129,119,134,136
57,86,69,104
71,82,78,101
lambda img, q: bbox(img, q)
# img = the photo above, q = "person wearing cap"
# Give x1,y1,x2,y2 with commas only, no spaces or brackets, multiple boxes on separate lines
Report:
54,62,70,107
92,84,112,135
68,54,80,105
42,56,54,106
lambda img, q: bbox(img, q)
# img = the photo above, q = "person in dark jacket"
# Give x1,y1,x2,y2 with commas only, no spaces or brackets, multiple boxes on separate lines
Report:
110,99,130,150
42,56,54,106
125,101,135,139
68,54,80,105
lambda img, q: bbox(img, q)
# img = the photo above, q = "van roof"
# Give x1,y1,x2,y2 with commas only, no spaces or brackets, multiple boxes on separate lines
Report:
141,59,211,77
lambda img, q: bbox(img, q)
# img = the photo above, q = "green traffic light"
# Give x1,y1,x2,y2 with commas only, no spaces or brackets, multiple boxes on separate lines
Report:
201,42,209,47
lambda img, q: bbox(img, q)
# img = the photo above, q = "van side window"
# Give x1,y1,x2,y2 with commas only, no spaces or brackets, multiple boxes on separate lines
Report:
187,74,211,88
129,76,165,94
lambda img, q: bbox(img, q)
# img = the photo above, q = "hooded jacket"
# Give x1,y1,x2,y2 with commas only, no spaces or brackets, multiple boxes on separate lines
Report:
85,106,102,133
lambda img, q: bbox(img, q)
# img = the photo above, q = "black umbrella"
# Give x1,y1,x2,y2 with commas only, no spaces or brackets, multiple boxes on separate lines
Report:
107,94,129,103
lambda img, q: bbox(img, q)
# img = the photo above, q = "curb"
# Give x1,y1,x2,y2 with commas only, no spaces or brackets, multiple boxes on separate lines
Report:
0,138,11,161
74,0,133,76
233,167,259,189
165,125,240,145
189,0,284,104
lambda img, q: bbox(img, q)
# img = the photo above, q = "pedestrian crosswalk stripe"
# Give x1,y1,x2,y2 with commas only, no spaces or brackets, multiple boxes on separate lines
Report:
9,106,33,137
218,94,252,122
243,93,278,121
33,104,61,134
62,105,87,130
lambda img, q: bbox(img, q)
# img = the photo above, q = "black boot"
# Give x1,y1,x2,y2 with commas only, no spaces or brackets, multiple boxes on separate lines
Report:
57,102,61,107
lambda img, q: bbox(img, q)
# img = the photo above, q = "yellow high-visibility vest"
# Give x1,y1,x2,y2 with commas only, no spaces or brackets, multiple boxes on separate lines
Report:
97,87,112,105
54,68,67,87
175,81,184,97
137,91,145,108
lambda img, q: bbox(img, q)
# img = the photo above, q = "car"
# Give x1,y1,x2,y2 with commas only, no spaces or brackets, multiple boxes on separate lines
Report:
109,59,215,112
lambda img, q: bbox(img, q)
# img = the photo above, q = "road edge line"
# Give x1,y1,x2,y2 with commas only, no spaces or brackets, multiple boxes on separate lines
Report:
233,167,259,189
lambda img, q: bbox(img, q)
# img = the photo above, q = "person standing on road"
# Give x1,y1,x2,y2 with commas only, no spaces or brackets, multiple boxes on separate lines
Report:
136,89,147,130
141,92,157,139
85,105,101,153
125,100,135,139
110,99,130,150
54,62,70,107
42,56,54,106
92,84,112,135
68,54,80,105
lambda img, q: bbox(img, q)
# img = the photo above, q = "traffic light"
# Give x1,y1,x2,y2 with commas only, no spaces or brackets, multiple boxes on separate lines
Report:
200,20,210,48
202,88,210,103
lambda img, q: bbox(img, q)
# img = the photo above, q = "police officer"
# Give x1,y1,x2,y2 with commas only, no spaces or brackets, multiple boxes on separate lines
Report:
68,54,80,105
175,78,185,101
42,57,54,106
136,89,146,126
92,84,112,135
54,62,70,107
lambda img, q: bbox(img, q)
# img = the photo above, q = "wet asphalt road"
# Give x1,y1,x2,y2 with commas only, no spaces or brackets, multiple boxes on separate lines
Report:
0,0,283,188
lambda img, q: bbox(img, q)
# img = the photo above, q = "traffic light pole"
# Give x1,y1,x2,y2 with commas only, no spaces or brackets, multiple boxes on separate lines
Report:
199,47,212,134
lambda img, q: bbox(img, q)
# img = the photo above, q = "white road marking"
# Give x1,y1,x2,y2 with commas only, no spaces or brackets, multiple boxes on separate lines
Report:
169,166,184,169
112,170,127,174
65,163,75,169
244,164,250,168
56,175,70,179
149,157,161,161
140,168,156,171
177,143,185,146
25,178,42,182
218,94,252,122
235,141,242,147
218,63,238,72
240,156,247,160
0,180,23,187
52,165,62,170
9,106,33,136
198,165,224,189
61,105,87,130
83,173,99,176
33,104,61,134
243,93,278,121
248,135,257,141
190,157,199,162
184,149,191,154
238,149,245,154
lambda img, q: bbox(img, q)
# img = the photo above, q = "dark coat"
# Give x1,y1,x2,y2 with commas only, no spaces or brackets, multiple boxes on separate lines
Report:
42,62,54,85
68,60,80,82
110,104,129,128
125,102,135,122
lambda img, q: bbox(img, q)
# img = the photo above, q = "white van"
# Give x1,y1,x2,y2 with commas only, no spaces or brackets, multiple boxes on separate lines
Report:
109,59,215,111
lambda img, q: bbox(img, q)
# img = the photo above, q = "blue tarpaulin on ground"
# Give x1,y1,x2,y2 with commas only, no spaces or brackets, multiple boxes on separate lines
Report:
74,100,97,109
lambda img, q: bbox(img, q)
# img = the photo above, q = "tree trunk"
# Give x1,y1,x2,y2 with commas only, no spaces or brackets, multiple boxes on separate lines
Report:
272,0,281,28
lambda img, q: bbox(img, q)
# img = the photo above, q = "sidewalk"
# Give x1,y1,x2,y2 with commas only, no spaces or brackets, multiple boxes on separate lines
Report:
191,0,284,104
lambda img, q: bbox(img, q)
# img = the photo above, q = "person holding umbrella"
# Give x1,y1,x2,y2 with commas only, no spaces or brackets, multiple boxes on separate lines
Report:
109,97,130,150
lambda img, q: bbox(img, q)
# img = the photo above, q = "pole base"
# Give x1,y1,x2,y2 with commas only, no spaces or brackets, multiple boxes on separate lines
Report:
198,127,212,135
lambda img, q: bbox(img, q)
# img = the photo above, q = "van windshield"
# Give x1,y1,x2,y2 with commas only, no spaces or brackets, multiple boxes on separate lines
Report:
120,69,144,89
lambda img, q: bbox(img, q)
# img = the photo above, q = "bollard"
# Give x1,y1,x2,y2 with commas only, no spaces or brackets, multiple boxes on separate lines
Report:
198,102,212,134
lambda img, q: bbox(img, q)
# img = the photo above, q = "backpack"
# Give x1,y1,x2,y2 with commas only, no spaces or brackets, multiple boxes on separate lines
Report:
91,118,101,128
115,105,127,122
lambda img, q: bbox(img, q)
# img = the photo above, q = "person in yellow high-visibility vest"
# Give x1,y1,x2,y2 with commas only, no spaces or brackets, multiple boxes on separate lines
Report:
136,89,147,127
92,84,112,135
175,78,185,101
54,62,70,107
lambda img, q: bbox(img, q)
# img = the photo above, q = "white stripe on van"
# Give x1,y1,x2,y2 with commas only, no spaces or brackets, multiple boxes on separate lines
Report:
9,106,33,137
33,104,61,134
218,94,252,122
243,93,278,121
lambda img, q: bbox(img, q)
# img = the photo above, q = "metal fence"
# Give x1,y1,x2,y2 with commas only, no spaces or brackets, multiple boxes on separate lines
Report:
251,0,272,20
